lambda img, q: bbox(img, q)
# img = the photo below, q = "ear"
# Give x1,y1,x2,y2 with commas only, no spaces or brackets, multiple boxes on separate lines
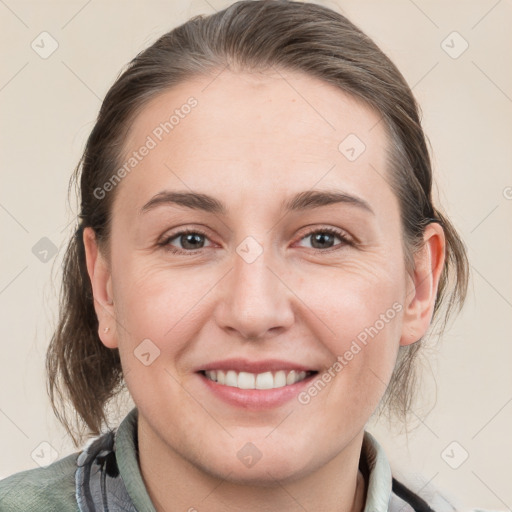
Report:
400,222,446,346
83,227,118,349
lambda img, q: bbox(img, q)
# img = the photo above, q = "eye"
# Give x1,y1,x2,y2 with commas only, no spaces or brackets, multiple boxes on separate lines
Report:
296,227,353,251
159,229,213,254
158,226,353,255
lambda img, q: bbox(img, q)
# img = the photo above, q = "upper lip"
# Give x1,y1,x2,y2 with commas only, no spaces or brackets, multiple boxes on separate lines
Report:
197,358,318,374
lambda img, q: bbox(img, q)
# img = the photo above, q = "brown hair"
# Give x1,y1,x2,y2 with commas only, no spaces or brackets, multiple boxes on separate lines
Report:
47,0,469,446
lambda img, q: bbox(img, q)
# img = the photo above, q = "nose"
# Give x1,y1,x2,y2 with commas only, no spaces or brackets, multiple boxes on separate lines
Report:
214,241,295,340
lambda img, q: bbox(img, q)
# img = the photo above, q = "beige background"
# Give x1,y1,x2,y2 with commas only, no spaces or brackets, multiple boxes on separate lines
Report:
1,0,511,509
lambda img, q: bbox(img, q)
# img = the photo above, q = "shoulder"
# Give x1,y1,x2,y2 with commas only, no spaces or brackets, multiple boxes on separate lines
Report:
391,474,469,512
361,431,467,512
0,452,80,512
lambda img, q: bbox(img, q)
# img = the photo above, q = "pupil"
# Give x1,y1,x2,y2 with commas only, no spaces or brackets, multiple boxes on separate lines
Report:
182,233,203,249
312,232,333,249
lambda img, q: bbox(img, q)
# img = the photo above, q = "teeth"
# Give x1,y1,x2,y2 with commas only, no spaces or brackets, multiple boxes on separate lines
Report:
255,371,274,389
225,370,238,387
238,371,255,389
286,370,297,386
203,369,310,389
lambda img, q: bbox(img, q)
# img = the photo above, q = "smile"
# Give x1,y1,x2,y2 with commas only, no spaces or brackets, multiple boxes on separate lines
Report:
200,369,317,390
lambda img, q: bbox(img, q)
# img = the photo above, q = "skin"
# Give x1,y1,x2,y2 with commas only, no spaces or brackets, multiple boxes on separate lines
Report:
84,69,445,512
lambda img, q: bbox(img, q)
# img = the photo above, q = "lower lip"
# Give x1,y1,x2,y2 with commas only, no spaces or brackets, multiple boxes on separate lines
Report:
197,371,318,410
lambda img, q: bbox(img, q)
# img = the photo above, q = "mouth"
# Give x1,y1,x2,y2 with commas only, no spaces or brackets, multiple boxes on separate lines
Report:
198,369,318,390
194,358,321,409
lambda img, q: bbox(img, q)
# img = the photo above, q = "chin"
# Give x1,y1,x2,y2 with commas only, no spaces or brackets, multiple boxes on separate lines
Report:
200,444,318,486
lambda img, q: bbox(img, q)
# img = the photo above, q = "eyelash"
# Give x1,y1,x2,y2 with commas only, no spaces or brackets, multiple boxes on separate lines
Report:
158,227,353,255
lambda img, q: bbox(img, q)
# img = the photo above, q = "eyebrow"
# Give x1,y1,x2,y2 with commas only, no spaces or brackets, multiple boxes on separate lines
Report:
140,189,374,216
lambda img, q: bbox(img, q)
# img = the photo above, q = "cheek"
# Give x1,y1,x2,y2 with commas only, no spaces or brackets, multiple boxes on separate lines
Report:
295,295,402,439
113,265,211,413
295,255,404,344
112,260,217,358
328,280,402,361
294,262,403,400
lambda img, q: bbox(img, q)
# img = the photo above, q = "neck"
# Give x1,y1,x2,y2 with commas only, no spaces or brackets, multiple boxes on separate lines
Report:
138,417,367,512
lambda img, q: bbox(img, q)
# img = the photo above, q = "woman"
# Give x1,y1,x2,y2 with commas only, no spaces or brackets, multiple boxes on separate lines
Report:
0,1,469,510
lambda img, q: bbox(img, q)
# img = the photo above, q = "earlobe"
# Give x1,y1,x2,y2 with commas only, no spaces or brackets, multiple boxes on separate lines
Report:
399,222,446,347
83,227,118,349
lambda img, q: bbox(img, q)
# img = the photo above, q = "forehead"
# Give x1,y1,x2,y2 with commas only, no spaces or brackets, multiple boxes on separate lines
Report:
115,69,395,219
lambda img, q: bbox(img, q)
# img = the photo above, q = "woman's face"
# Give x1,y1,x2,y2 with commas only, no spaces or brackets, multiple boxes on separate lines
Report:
85,69,442,483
